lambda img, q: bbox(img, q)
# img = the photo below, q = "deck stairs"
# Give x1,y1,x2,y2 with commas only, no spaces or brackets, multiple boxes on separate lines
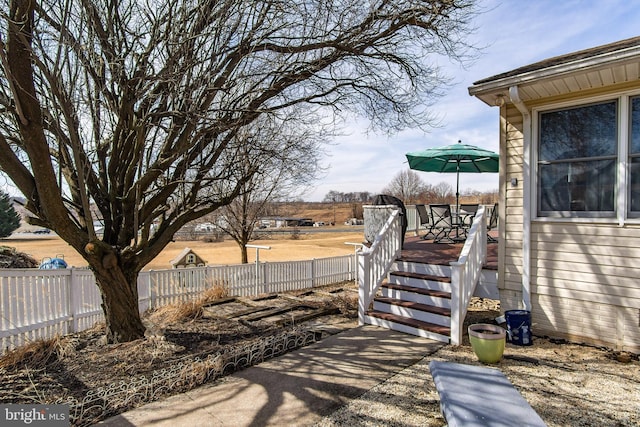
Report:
364,258,454,343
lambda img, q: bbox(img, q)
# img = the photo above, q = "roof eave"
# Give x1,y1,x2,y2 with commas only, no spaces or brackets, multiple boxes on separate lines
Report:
468,45,640,105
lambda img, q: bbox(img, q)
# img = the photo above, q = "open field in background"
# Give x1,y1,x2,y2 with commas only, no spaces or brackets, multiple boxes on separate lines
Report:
278,202,361,225
3,229,365,270
4,202,366,270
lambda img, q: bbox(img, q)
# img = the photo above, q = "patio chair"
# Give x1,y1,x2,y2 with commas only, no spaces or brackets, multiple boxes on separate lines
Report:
415,204,436,240
459,203,479,228
487,202,498,242
429,204,455,243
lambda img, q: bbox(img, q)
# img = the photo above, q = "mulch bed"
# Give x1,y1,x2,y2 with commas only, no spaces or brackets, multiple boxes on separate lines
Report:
0,283,359,425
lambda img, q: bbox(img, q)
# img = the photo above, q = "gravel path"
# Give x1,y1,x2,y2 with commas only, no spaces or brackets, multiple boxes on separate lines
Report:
315,333,639,426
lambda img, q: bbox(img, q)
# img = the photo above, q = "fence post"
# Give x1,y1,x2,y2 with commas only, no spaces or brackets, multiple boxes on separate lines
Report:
449,261,464,346
310,258,316,289
69,269,79,333
246,244,271,295
357,251,370,325
262,262,268,294
149,270,157,310
137,271,151,313
344,242,364,287
481,207,488,263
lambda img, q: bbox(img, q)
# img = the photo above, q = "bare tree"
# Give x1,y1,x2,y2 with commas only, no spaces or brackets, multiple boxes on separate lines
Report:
463,188,498,204
215,114,325,264
322,190,344,203
429,182,455,204
381,169,428,204
0,0,477,343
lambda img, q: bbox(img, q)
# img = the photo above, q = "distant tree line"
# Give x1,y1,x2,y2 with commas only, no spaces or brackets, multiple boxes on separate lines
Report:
322,191,373,203
322,170,498,206
381,170,498,205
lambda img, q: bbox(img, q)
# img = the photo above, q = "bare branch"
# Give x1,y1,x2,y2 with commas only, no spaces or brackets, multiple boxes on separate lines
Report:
0,0,478,343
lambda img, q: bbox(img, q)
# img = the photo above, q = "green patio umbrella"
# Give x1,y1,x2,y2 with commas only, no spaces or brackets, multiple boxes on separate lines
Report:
405,140,499,213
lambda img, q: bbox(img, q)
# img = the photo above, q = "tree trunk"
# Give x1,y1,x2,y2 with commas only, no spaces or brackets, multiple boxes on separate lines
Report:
86,243,146,342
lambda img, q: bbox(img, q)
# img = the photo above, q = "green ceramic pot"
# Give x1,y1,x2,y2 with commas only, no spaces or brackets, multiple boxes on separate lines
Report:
468,323,506,364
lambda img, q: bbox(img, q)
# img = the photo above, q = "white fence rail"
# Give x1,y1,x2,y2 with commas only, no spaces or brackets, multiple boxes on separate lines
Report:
1,255,355,353
357,209,403,325
449,206,487,345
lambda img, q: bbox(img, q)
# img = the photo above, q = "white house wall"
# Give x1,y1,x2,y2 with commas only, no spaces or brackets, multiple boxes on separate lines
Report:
501,98,640,353
500,104,525,312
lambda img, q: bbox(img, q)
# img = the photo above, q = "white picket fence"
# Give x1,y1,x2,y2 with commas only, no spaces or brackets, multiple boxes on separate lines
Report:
0,255,355,353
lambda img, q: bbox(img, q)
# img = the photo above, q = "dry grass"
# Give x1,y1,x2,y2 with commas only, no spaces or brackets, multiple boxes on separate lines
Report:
331,292,359,318
158,301,205,323
146,281,230,326
183,355,225,385
200,279,229,302
0,336,74,370
4,202,363,269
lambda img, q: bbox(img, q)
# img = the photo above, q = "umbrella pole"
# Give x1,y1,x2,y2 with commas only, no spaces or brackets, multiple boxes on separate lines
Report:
455,164,460,238
456,164,460,215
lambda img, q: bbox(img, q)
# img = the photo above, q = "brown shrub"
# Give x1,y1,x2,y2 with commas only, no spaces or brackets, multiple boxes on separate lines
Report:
199,279,229,303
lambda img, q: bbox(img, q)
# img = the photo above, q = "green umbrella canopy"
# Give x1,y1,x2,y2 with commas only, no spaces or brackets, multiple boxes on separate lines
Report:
405,141,499,212
405,141,499,174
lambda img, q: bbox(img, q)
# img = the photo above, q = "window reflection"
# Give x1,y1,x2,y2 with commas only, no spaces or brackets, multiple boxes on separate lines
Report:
630,97,640,215
539,160,615,212
631,159,640,213
538,101,617,217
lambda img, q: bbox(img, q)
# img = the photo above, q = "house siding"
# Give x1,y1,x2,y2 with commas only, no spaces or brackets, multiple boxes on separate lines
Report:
500,104,525,310
500,96,640,353
530,222,640,352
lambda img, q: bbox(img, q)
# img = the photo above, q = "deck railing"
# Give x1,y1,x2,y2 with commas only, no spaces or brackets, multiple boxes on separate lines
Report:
0,255,354,353
357,209,403,324
358,205,488,344
449,206,487,345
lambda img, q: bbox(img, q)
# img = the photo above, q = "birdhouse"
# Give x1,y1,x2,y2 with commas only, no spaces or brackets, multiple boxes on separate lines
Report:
170,248,207,269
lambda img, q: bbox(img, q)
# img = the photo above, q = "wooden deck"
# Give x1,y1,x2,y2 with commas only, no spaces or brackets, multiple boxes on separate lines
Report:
401,235,498,270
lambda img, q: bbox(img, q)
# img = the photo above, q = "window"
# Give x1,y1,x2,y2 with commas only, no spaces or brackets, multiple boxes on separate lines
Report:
186,254,196,264
537,101,617,217
630,96,640,216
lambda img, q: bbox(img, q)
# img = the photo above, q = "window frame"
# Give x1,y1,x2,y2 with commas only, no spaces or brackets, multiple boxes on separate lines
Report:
628,95,640,218
532,90,640,223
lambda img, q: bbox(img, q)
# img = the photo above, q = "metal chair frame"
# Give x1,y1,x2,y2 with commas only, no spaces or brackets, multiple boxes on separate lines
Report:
415,204,436,240
429,204,456,243
458,203,479,230
487,202,498,242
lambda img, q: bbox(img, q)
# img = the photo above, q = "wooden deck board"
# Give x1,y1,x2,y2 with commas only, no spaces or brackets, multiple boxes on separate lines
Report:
401,235,498,270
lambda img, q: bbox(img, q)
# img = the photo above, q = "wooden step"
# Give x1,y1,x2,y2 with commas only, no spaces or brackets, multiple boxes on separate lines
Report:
373,296,451,317
390,270,451,283
366,310,451,336
382,283,451,300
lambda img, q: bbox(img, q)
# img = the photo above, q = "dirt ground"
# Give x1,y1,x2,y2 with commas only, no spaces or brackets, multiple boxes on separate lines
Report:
317,298,640,427
2,229,364,270
2,291,637,427
0,282,360,426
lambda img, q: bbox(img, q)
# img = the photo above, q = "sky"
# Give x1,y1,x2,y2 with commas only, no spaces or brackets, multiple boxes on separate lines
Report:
3,1,640,202
304,0,640,201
